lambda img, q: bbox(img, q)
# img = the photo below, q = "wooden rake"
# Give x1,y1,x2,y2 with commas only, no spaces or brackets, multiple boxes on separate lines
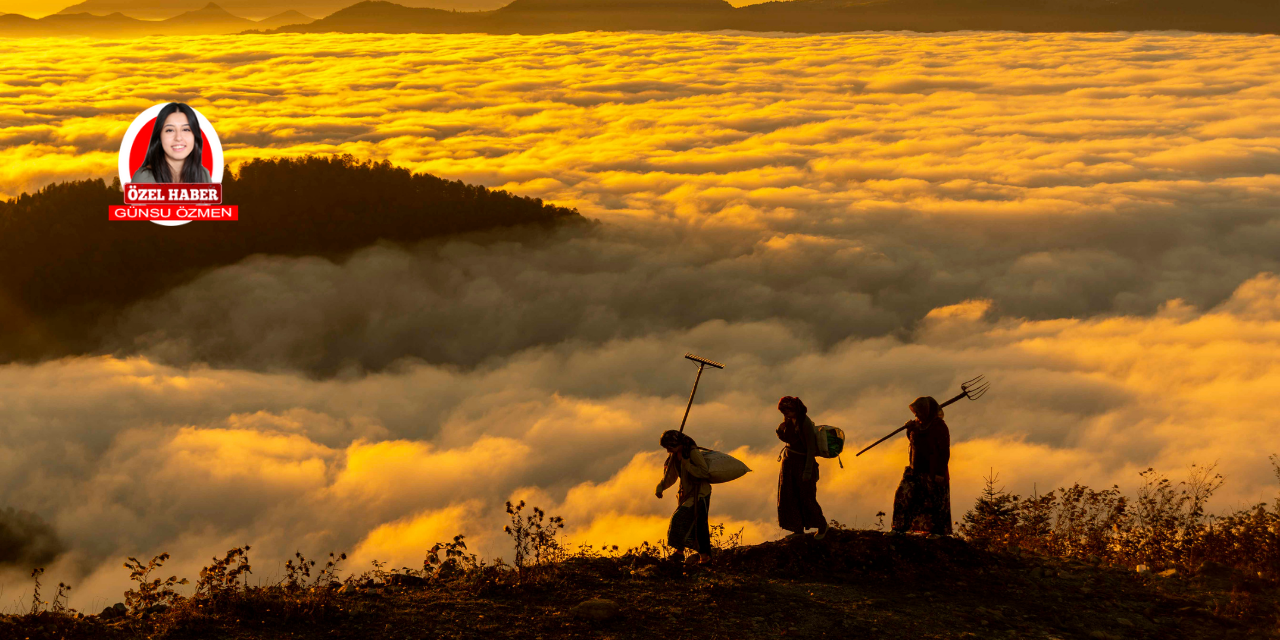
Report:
678,353,724,433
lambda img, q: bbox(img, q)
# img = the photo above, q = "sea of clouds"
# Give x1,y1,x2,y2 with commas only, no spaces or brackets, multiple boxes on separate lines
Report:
1,30,1279,609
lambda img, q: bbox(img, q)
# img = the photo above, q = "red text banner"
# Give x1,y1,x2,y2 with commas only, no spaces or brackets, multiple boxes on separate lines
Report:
109,206,239,221
124,183,223,205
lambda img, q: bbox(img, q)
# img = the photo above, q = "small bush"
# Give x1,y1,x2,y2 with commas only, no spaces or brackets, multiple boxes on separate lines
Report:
620,540,674,563
124,553,188,614
503,500,564,582
194,545,252,603
284,551,347,590
425,534,479,580
960,458,1279,576
710,524,744,550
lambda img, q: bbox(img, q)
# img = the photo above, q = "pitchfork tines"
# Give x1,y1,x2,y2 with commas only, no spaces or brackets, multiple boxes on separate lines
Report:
961,374,989,400
854,373,991,457
939,374,989,408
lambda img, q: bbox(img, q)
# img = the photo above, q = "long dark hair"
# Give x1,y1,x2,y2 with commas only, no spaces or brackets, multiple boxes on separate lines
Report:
141,103,205,183
660,430,697,457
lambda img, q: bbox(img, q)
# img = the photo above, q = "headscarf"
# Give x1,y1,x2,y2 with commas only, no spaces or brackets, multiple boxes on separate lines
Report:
778,396,808,416
909,396,943,423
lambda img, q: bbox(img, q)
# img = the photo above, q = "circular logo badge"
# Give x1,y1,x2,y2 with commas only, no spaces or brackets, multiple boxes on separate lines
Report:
118,104,224,227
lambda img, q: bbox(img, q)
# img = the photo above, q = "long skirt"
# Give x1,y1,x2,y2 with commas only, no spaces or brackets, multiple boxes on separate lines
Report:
667,495,711,554
778,455,825,533
891,466,952,535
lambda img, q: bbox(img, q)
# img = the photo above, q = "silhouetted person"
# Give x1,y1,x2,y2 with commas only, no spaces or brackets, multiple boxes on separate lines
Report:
656,430,712,564
776,396,828,539
891,396,952,535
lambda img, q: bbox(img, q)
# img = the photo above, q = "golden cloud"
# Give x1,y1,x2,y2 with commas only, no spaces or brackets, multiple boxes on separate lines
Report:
3,275,1280,606
3,29,1280,610
0,31,1277,233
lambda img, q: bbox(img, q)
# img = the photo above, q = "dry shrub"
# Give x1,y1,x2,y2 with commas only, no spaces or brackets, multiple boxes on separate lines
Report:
711,523,744,550
124,553,188,614
503,500,565,582
961,459,1279,577
155,545,355,637
425,535,480,580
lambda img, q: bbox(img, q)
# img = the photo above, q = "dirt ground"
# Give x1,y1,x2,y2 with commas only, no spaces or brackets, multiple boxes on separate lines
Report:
4,529,1276,640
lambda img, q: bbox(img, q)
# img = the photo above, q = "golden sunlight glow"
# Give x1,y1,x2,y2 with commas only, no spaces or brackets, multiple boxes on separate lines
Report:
2,30,1279,607
1,31,1277,231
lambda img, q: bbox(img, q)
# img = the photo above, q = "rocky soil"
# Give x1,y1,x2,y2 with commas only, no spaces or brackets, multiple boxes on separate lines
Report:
3,529,1276,639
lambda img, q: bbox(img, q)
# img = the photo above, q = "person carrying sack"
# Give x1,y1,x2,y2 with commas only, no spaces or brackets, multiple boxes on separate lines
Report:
776,396,829,539
656,430,713,564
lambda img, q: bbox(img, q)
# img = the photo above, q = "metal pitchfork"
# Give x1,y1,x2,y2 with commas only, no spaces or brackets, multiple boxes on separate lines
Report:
678,353,724,433
854,374,990,456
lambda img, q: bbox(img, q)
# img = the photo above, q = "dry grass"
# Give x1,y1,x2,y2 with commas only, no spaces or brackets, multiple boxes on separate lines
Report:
3,463,1278,639
959,457,1280,580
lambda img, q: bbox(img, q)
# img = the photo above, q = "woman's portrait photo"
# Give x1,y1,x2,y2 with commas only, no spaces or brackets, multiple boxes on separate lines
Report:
128,102,213,184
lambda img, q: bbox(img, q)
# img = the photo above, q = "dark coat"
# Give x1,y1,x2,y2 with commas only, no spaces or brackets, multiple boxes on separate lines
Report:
776,415,825,533
891,417,952,534
907,417,950,479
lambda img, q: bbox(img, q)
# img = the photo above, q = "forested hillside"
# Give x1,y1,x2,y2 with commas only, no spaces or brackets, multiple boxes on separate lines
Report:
0,155,584,362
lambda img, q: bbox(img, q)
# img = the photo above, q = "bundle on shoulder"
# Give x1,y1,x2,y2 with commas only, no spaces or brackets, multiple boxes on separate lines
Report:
698,448,752,484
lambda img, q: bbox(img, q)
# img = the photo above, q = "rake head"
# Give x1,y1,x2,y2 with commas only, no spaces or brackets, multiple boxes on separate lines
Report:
685,353,725,369
961,374,989,401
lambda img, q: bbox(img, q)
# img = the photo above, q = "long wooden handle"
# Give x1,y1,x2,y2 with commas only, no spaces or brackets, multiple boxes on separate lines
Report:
678,363,705,433
939,390,966,408
855,424,907,457
855,390,966,457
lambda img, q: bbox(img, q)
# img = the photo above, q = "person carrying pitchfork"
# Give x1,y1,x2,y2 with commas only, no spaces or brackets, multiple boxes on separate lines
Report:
891,396,952,536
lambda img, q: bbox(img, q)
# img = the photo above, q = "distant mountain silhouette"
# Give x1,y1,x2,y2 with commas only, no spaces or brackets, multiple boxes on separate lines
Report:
492,0,732,30
166,2,257,29
0,155,583,364
275,0,733,34
0,10,145,36
255,9,316,28
273,0,479,32
55,0,201,19
266,0,1280,34
727,0,1280,33
1,3,314,36
51,0,497,21
7,0,1280,40
0,3,263,35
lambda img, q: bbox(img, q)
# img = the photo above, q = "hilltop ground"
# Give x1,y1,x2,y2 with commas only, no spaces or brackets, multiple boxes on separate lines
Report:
4,529,1275,640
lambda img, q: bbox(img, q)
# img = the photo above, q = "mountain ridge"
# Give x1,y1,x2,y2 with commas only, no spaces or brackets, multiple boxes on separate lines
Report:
51,0,502,21
6,0,1280,39
0,1,313,35
267,0,1280,34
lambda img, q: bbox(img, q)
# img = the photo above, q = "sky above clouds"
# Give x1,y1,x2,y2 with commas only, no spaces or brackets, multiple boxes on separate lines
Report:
1,30,1279,609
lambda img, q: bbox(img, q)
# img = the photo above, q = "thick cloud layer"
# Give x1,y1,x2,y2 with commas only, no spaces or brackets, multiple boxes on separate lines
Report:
3,32,1280,212
4,281,1280,607
1,31,1279,608
106,209,1279,373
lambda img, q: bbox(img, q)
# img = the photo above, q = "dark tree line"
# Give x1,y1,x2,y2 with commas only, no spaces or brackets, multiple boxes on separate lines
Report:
0,155,584,362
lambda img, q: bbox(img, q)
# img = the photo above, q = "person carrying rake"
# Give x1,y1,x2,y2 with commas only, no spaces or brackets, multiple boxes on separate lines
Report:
656,429,713,564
